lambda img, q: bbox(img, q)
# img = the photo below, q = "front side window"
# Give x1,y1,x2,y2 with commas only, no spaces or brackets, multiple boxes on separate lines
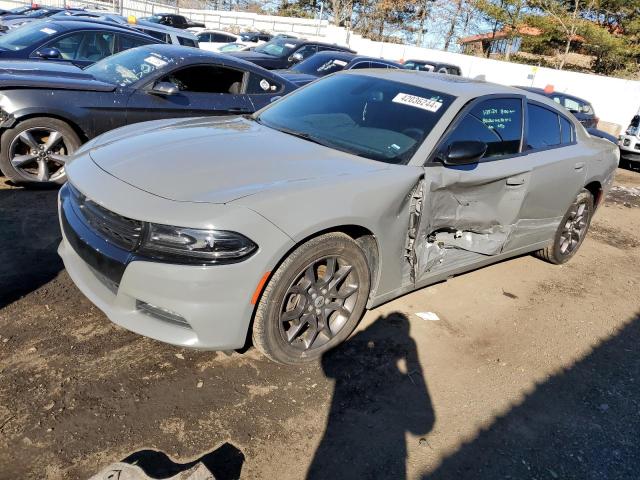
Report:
294,45,318,60
257,74,455,164
45,31,115,62
442,98,523,159
527,103,561,149
161,65,244,94
564,97,593,115
403,61,434,72
350,61,371,70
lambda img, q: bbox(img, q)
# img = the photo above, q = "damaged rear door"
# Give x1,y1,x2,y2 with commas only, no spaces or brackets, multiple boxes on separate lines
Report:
410,95,532,282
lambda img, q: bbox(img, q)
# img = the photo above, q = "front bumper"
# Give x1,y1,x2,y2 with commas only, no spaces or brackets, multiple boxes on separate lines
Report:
58,162,294,350
619,135,640,163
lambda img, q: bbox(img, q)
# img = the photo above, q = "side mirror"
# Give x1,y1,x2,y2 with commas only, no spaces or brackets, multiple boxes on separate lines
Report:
288,52,304,63
36,47,62,59
150,81,179,96
443,141,487,166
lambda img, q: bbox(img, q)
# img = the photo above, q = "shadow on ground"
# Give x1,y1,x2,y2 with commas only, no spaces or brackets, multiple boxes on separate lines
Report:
424,312,640,480
0,186,62,308
308,313,435,479
122,442,245,479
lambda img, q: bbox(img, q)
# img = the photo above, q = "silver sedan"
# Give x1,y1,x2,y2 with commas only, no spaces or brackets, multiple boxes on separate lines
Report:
58,70,619,364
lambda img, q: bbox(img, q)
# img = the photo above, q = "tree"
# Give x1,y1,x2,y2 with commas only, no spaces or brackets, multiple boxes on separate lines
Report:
474,0,529,60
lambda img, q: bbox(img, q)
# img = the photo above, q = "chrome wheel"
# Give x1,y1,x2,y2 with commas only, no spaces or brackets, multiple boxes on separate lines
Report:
9,127,71,183
279,256,360,352
559,200,589,255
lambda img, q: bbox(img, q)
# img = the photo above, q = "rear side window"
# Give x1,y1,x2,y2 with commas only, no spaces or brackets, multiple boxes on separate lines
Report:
560,116,575,144
527,103,561,149
139,28,169,43
178,37,197,47
118,34,154,52
350,61,370,69
370,61,397,69
246,72,281,94
443,98,523,159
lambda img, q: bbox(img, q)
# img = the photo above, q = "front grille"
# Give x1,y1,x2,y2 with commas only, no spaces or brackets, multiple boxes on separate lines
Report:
69,184,143,251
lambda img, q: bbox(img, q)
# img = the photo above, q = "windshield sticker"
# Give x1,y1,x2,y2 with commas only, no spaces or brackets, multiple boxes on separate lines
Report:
333,59,348,66
40,27,57,35
285,43,296,48
144,55,168,68
392,93,443,112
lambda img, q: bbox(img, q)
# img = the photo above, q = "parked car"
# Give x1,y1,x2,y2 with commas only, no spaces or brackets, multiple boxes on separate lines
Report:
0,44,296,184
130,19,199,47
618,115,640,168
141,13,204,30
0,19,159,67
277,50,401,86
0,6,83,32
402,59,461,75
0,5,39,17
58,71,618,364
229,36,356,70
239,31,272,43
518,87,599,129
196,29,239,51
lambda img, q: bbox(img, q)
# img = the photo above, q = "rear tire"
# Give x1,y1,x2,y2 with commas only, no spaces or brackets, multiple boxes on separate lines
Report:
252,232,371,365
535,189,594,264
0,117,81,186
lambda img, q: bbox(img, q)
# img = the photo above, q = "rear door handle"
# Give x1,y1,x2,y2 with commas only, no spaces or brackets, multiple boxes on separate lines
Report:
574,162,585,170
506,175,526,186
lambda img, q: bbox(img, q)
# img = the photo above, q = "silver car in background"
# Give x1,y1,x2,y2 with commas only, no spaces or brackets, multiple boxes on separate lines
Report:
58,71,619,364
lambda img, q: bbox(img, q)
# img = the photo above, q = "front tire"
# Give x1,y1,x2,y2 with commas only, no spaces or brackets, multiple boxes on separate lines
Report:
536,189,594,264
0,117,81,185
252,232,371,365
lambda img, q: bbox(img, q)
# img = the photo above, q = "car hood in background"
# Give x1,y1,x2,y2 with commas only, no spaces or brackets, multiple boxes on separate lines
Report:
87,116,387,204
275,70,317,86
227,51,286,69
0,61,116,91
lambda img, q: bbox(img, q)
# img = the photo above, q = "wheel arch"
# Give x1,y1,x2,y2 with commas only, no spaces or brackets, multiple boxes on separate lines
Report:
584,180,603,209
8,111,90,143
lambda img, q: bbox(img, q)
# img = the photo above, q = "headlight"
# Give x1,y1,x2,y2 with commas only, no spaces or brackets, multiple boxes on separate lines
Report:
138,224,257,264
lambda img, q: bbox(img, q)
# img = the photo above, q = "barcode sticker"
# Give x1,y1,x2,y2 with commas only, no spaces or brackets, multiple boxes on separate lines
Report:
392,93,443,112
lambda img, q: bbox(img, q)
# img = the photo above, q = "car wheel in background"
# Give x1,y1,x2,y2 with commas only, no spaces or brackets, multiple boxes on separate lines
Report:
535,189,594,265
0,117,81,186
252,232,371,365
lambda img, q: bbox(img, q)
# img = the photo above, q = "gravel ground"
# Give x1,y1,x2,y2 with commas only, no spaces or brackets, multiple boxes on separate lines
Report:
0,168,638,480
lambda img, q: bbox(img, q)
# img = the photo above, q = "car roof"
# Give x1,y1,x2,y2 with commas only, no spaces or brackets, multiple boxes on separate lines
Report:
344,69,565,105
405,59,460,69
518,86,592,105
135,19,197,36
47,18,160,36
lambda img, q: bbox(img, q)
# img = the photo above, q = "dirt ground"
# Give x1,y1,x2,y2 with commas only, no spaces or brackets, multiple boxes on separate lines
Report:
1,168,639,480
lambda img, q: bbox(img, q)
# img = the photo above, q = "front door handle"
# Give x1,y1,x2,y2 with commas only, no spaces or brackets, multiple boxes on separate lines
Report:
506,175,526,186
574,162,585,171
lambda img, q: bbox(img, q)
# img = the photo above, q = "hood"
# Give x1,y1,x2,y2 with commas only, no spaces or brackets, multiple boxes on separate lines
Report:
0,61,116,91
275,70,317,86
86,116,388,204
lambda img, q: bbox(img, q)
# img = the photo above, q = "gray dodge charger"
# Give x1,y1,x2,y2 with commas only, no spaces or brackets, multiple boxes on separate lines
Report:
58,70,619,364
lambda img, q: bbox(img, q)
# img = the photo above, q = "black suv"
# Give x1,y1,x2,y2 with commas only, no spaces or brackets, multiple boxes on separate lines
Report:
229,37,356,70
142,13,205,29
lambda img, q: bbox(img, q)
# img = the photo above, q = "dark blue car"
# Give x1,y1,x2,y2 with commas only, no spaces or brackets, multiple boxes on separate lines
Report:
0,18,160,67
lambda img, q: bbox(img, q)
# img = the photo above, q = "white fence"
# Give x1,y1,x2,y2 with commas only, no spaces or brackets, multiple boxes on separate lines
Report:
0,0,637,129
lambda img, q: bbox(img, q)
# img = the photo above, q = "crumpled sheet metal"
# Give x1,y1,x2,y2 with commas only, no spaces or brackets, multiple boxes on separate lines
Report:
88,462,215,480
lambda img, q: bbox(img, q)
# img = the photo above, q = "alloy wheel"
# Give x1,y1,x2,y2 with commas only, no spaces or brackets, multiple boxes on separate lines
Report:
279,256,360,352
9,127,71,183
559,200,589,255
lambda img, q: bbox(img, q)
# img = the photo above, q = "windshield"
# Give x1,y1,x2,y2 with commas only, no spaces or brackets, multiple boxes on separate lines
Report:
254,37,298,57
257,74,454,164
219,43,246,52
85,47,175,86
10,6,32,14
0,21,63,51
293,54,349,76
